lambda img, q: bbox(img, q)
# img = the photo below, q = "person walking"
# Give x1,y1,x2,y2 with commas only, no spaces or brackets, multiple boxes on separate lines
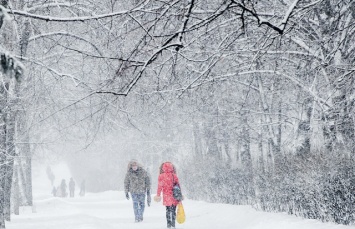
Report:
51,186,57,197
69,178,75,197
79,180,86,197
124,160,151,222
154,162,181,229
60,179,67,197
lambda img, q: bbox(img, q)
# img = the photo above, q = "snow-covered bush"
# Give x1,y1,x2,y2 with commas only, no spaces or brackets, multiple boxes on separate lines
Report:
182,157,255,205
255,153,354,225
183,153,354,225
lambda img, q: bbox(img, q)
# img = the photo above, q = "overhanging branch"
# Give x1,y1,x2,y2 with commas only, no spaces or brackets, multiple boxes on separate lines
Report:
5,0,150,22
231,0,301,35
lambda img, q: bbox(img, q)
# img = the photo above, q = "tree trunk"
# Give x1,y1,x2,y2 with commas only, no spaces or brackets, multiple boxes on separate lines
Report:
3,161,14,221
16,114,32,206
221,118,232,167
257,76,280,170
17,158,28,206
12,165,19,216
258,113,265,174
0,76,8,228
296,97,312,157
240,115,252,173
203,120,220,159
17,10,33,208
193,121,203,158
4,76,19,222
240,113,254,203
24,154,32,206
334,76,355,157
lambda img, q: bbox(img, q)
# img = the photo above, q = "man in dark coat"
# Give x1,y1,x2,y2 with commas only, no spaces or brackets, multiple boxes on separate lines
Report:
124,160,151,222
69,177,75,197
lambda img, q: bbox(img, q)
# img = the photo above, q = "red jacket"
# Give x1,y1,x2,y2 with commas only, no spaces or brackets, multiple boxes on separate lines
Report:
157,162,180,206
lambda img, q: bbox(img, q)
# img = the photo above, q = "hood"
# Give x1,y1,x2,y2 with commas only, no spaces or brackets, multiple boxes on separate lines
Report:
127,160,142,171
160,162,175,174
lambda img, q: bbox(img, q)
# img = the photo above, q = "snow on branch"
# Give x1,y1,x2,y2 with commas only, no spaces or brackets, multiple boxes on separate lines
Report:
238,70,332,109
187,1,232,33
231,0,302,34
0,50,24,81
0,5,11,28
8,9,129,22
29,31,103,56
27,2,81,13
121,42,183,95
5,1,150,22
97,43,183,96
177,0,195,46
280,0,300,30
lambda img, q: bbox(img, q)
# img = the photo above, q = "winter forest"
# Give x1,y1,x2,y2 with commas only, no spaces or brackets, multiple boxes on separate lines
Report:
0,0,354,228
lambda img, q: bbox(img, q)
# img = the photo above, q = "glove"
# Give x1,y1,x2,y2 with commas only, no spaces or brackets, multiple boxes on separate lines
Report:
154,195,161,202
125,193,130,200
146,189,151,206
147,195,151,207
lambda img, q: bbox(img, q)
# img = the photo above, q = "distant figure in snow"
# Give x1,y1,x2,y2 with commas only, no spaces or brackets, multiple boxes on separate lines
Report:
154,162,182,229
52,186,57,197
46,166,55,186
124,160,151,223
60,179,68,197
56,185,62,197
79,180,86,197
69,178,75,197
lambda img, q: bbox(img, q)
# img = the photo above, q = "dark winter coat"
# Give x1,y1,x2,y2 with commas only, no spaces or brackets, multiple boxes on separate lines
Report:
157,162,180,206
124,161,151,194
69,179,75,191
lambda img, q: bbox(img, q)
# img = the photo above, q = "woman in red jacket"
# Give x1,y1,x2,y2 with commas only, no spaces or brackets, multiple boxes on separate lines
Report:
155,162,181,229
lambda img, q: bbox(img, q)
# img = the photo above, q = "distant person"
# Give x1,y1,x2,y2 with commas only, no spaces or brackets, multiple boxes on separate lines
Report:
52,186,57,197
69,178,75,197
124,160,151,222
79,180,86,196
46,166,55,186
56,185,62,197
60,179,68,197
154,162,182,229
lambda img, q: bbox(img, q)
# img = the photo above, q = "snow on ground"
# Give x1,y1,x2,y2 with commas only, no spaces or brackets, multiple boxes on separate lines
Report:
6,163,354,229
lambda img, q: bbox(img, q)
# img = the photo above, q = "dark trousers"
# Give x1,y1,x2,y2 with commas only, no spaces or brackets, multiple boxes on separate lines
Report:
166,205,177,228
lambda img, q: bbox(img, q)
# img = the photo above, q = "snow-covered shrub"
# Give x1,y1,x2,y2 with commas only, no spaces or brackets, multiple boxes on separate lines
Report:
183,152,354,225
182,157,254,205
320,164,354,224
255,153,354,225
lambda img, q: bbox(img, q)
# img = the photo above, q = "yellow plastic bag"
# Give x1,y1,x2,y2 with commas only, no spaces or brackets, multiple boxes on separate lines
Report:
176,202,186,224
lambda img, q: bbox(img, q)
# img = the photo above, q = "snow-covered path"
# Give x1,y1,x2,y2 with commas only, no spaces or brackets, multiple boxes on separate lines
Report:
7,191,354,229
7,163,354,229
